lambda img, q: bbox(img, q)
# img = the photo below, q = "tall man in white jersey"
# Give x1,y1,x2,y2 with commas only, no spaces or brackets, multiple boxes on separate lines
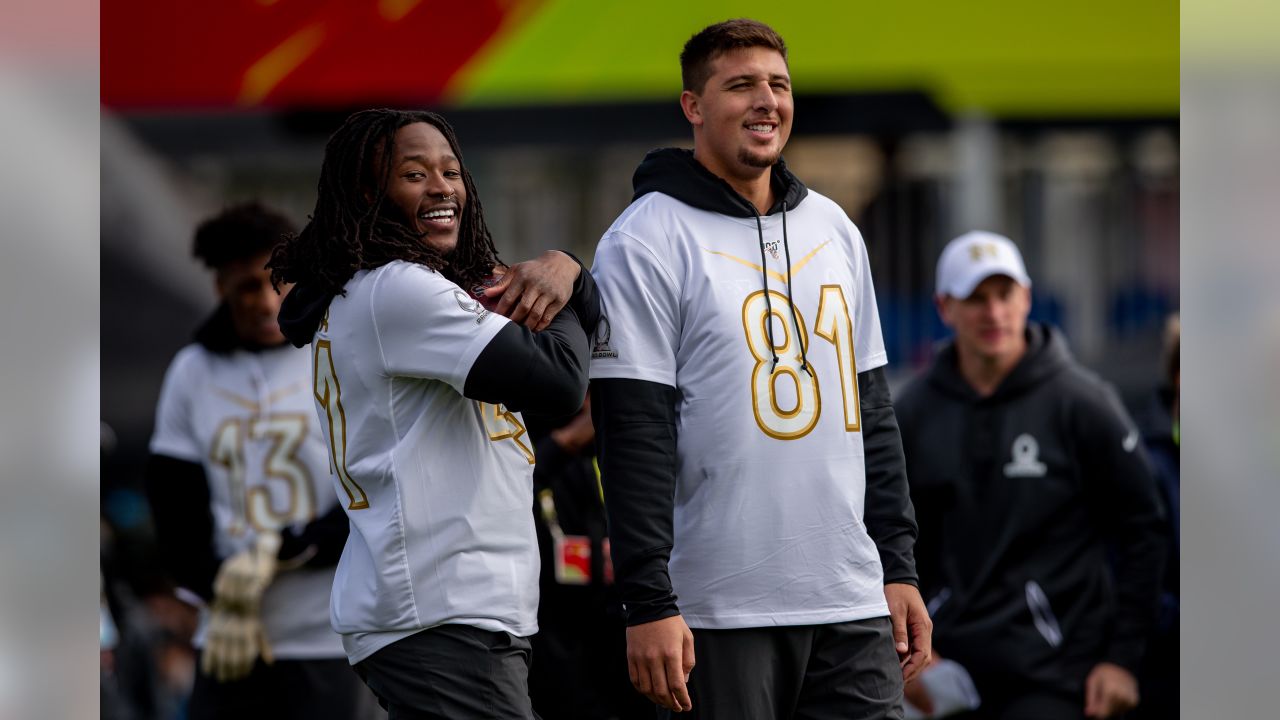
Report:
271,109,600,719
146,203,368,719
590,19,932,719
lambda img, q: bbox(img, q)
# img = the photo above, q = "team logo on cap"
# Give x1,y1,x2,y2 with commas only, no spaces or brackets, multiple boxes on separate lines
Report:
969,243,999,261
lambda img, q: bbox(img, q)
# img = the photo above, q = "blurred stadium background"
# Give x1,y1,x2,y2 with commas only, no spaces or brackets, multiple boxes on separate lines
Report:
99,4,1177,713
102,0,1178,484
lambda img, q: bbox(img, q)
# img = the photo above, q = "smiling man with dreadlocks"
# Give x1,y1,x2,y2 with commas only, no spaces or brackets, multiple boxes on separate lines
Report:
270,108,599,719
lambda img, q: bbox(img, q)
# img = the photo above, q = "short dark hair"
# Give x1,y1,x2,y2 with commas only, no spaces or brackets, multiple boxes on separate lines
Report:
681,18,788,93
268,108,499,297
192,202,296,270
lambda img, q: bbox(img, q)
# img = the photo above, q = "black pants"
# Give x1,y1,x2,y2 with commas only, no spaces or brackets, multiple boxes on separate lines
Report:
188,657,365,720
950,688,1085,720
355,624,537,720
658,616,904,720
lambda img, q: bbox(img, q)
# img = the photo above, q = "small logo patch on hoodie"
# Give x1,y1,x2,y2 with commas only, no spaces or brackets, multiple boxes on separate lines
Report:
1003,433,1047,477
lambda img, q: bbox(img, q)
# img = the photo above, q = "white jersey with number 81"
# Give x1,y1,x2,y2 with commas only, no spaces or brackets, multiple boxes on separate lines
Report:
590,189,891,629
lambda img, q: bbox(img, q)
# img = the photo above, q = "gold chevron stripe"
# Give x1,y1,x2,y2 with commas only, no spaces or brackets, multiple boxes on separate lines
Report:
701,239,832,284
213,387,260,413
267,382,306,405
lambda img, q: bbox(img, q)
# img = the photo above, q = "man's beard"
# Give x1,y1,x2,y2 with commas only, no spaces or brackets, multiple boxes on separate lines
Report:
739,145,781,169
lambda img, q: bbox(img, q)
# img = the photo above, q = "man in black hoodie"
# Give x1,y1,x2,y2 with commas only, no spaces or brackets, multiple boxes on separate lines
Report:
590,18,928,719
895,231,1166,720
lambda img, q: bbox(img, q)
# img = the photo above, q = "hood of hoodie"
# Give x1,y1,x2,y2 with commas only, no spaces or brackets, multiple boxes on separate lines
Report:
277,282,335,349
194,302,289,354
926,323,1072,403
631,148,807,217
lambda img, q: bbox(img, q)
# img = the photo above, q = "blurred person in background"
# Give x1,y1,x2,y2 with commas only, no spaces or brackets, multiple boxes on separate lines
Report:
144,203,370,719
896,231,1166,719
526,394,651,720
590,18,928,719
269,108,599,719
1132,315,1178,720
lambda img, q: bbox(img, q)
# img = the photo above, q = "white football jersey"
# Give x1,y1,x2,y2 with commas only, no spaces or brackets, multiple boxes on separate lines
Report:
309,261,539,664
590,190,891,629
150,342,344,658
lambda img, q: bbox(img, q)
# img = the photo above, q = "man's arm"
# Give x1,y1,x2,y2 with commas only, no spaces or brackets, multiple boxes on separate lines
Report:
859,366,932,682
859,367,919,585
591,378,680,624
592,377,693,712
143,455,220,601
486,250,601,334
1077,384,1166,717
277,505,349,569
464,260,599,417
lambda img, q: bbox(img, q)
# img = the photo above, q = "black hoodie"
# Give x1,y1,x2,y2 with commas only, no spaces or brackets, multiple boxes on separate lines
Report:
593,149,918,627
895,323,1165,693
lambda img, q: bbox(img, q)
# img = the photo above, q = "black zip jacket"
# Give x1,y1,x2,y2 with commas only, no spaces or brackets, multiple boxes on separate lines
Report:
594,148,917,625
895,323,1165,692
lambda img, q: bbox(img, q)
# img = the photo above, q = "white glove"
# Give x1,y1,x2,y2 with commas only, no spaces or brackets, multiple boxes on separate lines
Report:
201,601,275,682
201,531,281,682
212,531,281,612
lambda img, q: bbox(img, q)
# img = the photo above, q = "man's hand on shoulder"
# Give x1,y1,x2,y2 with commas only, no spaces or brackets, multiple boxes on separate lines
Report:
1084,662,1139,718
884,582,933,684
484,250,580,332
626,614,695,713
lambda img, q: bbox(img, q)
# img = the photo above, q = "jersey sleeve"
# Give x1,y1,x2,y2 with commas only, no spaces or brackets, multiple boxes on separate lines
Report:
849,223,888,372
149,348,203,463
588,230,681,387
370,264,510,395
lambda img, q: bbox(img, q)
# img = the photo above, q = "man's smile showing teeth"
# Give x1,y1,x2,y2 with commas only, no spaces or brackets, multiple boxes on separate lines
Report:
419,208,455,222
747,123,775,133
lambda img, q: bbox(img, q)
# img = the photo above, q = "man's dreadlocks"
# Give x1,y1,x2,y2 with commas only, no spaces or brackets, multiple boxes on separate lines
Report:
269,109,500,296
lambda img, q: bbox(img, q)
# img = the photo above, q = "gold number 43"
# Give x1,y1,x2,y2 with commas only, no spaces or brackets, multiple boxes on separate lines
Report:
209,413,317,534
742,285,862,440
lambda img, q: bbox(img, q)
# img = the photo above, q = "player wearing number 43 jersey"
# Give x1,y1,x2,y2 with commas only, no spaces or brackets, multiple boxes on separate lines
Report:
590,19,930,720
146,203,368,720
271,109,599,720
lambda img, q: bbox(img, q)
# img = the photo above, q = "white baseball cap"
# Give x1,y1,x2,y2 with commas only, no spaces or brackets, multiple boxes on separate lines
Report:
935,230,1032,299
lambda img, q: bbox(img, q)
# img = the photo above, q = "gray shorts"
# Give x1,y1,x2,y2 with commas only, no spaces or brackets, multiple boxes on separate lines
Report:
659,616,905,720
355,624,537,720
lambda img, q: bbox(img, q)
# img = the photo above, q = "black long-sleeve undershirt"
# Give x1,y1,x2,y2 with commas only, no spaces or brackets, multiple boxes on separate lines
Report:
591,378,681,626
144,455,221,602
858,366,920,586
